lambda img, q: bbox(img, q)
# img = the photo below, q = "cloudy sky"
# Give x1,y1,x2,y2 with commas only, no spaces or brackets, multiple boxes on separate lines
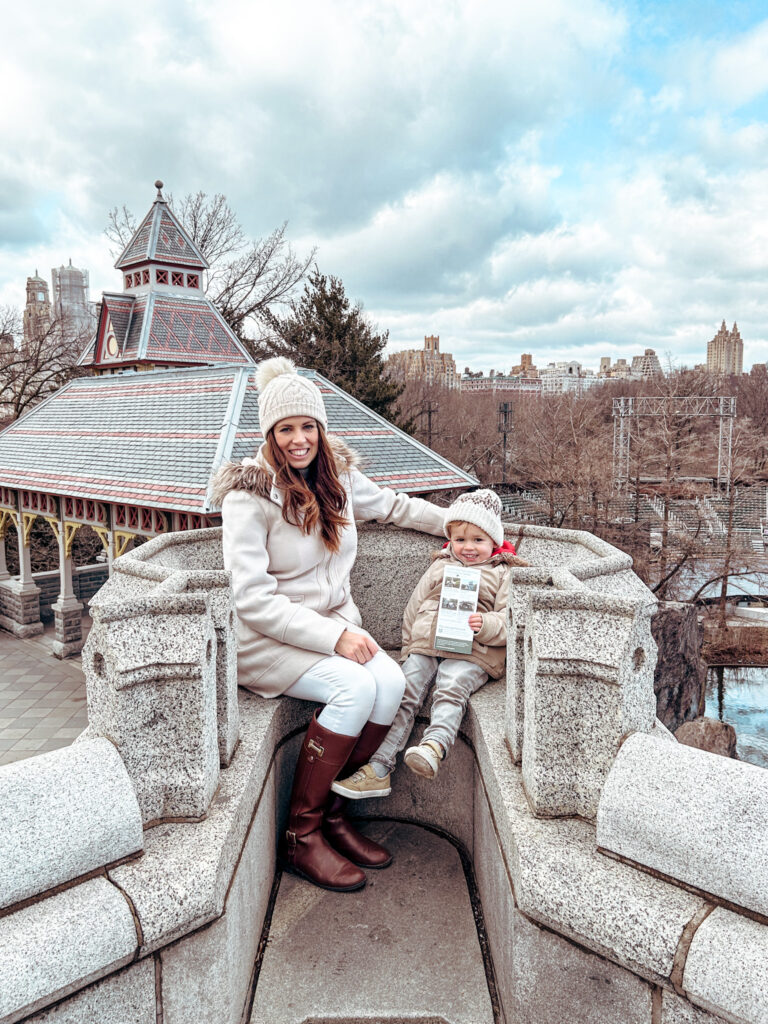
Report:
2,0,768,373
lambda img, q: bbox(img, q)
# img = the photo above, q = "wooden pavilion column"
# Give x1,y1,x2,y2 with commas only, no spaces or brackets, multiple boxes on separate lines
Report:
51,520,84,658
0,499,43,638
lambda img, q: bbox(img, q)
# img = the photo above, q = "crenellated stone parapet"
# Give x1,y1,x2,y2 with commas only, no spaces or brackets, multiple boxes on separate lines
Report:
1,520,766,1024
84,592,220,825
89,529,239,769
522,589,656,819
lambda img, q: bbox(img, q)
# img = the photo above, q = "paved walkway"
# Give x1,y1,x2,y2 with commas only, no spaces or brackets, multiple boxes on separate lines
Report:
0,619,89,767
250,821,495,1024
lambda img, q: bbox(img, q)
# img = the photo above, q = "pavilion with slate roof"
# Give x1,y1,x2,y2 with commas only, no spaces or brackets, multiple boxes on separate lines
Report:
0,182,476,657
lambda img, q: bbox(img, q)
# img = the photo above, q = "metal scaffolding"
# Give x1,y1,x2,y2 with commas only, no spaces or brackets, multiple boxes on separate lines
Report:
497,401,513,483
612,395,737,492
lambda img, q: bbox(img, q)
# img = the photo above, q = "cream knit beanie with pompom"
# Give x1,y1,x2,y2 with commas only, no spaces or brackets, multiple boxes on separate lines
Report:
443,489,504,548
256,357,328,436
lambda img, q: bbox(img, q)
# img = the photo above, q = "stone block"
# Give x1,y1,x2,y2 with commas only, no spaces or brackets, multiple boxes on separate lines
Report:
510,910,653,1024
212,619,240,766
507,523,634,575
652,717,678,743
122,526,226,573
662,991,730,1024
504,567,580,763
199,581,239,768
0,579,44,632
109,689,281,954
470,683,705,986
84,593,219,824
0,739,143,910
597,733,768,916
22,960,155,1024
351,524,439,651
97,547,241,770
156,571,240,767
683,909,768,1024
473,765,516,1021
0,877,138,1023
583,567,657,603
161,772,276,1024
522,590,656,819
51,596,85,657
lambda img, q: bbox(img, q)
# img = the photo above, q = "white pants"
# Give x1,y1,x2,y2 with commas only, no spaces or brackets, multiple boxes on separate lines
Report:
284,651,407,736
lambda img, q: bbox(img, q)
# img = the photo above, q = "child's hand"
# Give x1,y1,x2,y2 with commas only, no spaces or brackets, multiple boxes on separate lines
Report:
468,613,483,633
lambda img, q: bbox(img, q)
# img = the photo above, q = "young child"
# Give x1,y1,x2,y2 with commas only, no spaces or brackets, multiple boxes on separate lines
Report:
332,489,527,796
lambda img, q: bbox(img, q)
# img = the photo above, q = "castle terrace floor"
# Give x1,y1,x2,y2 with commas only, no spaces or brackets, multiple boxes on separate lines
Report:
250,821,496,1024
0,618,89,766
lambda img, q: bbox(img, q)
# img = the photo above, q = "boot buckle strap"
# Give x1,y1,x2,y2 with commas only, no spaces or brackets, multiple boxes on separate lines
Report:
286,829,297,847
307,738,324,757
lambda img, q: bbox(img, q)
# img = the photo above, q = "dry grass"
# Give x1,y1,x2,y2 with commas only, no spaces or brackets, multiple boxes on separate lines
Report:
702,620,768,665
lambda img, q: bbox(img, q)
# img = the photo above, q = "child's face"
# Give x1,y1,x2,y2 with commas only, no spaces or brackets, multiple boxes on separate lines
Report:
448,523,495,564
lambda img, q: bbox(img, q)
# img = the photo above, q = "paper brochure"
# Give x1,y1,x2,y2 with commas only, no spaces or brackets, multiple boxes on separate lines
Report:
434,564,481,655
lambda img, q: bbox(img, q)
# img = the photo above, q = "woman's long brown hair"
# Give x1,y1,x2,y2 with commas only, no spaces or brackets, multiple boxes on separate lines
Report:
265,425,349,551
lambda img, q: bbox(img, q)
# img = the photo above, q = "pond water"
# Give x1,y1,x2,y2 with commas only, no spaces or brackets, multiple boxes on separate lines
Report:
705,665,768,768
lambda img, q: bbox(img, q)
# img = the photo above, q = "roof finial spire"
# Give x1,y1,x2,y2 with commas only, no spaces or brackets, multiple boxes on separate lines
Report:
154,179,165,202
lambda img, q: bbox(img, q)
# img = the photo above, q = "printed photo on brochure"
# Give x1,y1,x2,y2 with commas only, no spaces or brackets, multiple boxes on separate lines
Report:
434,564,481,655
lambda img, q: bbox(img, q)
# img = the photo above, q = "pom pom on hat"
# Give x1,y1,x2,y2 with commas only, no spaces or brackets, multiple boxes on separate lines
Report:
443,489,504,548
255,357,328,437
255,356,296,393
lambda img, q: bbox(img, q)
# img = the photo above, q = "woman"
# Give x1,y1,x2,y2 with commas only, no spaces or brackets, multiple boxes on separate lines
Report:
211,358,445,892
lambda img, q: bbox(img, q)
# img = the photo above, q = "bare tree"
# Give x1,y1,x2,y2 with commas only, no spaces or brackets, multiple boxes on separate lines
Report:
0,305,88,423
106,192,314,349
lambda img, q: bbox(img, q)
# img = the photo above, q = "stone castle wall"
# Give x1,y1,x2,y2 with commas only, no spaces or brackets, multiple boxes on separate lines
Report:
1,523,766,1024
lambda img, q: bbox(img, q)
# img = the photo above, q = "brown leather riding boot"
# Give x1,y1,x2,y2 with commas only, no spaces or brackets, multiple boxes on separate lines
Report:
323,721,393,869
283,713,366,892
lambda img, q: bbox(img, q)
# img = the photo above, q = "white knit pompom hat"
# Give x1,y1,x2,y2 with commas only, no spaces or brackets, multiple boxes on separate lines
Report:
256,357,328,436
443,489,504,548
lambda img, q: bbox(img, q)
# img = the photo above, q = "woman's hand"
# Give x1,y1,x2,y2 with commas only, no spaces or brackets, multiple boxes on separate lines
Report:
335,630,379,664
468,613,483,634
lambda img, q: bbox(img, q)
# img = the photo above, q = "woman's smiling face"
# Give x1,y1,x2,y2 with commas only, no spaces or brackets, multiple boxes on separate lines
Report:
273,416,319,469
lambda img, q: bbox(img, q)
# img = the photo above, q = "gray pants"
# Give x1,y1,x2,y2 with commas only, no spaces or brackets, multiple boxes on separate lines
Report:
370,653,488,772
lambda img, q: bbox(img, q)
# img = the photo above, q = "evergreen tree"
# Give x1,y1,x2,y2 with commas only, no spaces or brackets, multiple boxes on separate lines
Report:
260,271,404,423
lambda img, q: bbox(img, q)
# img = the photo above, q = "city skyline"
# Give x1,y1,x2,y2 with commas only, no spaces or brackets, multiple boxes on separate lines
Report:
2,1,768,372
12,264,765,379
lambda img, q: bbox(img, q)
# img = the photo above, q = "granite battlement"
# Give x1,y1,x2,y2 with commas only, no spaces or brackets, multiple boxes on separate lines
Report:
1,523,766,1024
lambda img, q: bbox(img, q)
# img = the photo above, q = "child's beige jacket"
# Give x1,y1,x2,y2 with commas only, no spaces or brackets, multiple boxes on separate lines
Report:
401,547,526,679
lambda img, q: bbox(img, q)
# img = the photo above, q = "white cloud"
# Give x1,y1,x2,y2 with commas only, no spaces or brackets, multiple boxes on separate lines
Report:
1,1,768,375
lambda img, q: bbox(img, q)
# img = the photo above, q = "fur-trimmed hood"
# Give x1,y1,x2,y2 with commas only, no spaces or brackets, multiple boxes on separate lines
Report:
209,434,361,509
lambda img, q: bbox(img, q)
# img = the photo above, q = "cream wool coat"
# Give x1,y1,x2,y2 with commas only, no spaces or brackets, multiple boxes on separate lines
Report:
401,547,525,679
211,437,445,697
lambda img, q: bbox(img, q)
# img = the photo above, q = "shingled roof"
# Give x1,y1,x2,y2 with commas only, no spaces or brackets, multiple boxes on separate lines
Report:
0,366,477,512
80,292,252,369
80,182,253,372
114,184,208,271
